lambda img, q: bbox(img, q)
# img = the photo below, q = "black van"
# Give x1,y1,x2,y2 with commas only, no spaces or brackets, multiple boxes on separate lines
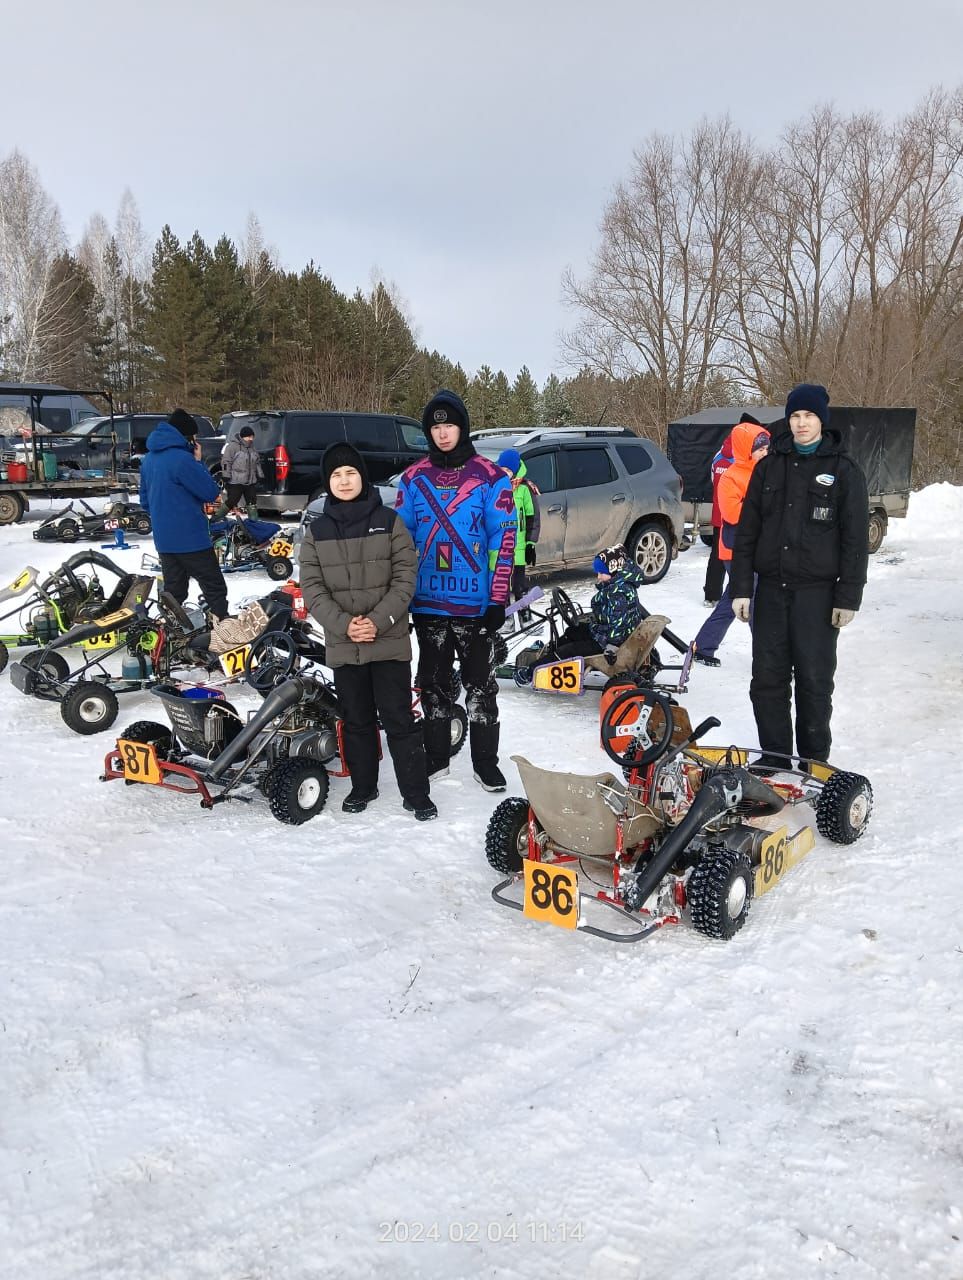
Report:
219,411,429,513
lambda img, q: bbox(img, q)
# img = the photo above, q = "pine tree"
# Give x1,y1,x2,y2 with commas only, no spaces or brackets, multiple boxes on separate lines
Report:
539,374,572,426
491,370,512,427
145,226,220,409
205,234,264,413
509,366,539,426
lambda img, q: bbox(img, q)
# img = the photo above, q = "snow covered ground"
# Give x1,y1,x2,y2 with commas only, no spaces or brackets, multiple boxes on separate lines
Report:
0,488,960,1280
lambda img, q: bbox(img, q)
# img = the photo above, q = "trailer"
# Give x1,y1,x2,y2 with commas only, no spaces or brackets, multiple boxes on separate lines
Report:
666,404,916,554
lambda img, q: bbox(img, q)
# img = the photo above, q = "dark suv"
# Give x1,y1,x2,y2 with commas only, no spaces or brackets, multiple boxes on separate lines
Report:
13,413,220,475
219,411,429,514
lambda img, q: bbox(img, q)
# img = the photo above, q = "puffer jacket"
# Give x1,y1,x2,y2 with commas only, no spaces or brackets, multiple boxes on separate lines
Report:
588,566,647,648
221,439,263,486
298,489,417,666
730,427,869,610
717,421,768,562
139,422,221,553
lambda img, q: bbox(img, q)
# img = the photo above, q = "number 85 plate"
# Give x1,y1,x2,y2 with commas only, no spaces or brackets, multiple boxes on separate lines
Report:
522,859,580,929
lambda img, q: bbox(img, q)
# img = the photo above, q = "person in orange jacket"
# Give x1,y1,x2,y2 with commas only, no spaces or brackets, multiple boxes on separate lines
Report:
692,421,770,666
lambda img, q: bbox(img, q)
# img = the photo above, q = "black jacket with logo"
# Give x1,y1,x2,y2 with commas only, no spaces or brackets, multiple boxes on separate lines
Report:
730,428,869,610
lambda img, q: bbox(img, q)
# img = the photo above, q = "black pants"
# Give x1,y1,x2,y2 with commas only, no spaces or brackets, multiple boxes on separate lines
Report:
159,548,229,621
750,579,839,764
225,483,258,511
703,526,725,603
511,565,528,601
332,661,430,804
554,622,602,660
415,616,499,769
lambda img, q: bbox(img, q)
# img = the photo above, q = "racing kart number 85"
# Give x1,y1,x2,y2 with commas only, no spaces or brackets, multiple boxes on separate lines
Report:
117,738,162,785
522,860,579,929
532,658,583,695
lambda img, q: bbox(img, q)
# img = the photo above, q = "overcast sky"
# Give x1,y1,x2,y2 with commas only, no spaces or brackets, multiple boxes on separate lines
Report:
6,0,962,387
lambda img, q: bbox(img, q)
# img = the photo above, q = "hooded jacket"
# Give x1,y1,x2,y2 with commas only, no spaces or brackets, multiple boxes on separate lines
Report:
717,422,768,562
138,422,222,553
221,437,263,486
730,426,869,609
710,433,734,528
298,487,417,666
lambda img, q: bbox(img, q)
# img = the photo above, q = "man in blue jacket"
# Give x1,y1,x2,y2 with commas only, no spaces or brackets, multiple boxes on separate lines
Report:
396,390,516,791
139,409,230,620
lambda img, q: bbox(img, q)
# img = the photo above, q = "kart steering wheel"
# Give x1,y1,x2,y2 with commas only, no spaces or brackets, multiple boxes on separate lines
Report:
551,588,581,630
599,685,676,769
244,630,298,692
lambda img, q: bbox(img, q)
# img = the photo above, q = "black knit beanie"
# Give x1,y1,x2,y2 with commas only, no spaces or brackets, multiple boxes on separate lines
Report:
785,383,830,428
321,442,370,498
167,408,198,440
737,411,762,426
421,389,475,467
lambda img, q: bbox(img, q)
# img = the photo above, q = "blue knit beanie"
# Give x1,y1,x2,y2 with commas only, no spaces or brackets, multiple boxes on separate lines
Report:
785,383,830,428
496,448,522,474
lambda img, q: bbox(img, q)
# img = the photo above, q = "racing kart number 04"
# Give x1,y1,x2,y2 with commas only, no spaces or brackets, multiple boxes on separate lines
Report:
116,738,162,785
522,860,579,929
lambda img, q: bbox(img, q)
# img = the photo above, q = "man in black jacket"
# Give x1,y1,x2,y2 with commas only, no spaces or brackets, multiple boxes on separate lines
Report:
730,383,869,768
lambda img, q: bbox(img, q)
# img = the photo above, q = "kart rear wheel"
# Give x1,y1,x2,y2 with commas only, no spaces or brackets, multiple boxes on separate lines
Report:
22,649,70,681
0,640,7,674
58,518,80,543
449,703,468,758
688,849,753,940
816,771,873,844
263,757,329,825
117,720,173,757
134,514,152,535
61,680,119,735
266,555,293,581
485,797,530,874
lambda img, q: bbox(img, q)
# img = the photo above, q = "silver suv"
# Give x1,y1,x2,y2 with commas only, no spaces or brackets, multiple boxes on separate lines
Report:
297,426,685,585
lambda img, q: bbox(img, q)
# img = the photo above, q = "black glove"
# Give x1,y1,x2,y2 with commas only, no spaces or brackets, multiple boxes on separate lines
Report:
481,603,506,633
603,644,619,666
524,543,536,566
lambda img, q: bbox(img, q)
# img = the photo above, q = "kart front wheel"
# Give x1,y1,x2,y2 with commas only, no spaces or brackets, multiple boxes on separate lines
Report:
263,758,329,825
134,514,152,535
58,518,80,543
61,680,119,735
485,797,530,875
688,849,753,940
22,649,70,682
266,555,293,581
816,771,873,844
0,640,9,675
449,703,468,758
117,720,173,757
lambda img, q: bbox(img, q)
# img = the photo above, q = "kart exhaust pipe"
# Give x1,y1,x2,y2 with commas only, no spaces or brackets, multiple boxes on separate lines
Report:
630,768,784,906
207,677,307,780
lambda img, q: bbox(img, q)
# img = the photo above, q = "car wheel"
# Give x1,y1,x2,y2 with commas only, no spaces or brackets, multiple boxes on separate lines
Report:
627,521,671,584
0,492,25,525
867,511,886,555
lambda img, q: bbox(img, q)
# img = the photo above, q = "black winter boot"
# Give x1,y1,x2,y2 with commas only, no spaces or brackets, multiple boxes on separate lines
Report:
422,718,452,781
470,721,506,792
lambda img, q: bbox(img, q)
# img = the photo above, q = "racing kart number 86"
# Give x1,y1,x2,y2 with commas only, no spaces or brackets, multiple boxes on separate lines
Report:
522,860,579,929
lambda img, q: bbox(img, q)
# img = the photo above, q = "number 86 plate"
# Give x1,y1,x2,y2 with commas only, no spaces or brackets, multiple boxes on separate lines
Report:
522,860,580,929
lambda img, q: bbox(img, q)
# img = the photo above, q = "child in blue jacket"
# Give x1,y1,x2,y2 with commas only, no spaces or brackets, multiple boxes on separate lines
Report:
555,544,648,661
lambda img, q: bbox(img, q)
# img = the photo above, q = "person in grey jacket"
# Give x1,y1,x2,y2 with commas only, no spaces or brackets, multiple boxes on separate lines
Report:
219,426,263,514
298,443,436,820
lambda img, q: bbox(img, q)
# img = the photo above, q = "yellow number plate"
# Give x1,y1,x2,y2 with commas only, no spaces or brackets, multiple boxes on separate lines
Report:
522,859,579,929
532,657,583,695
218,644,251,677
116,738,162,785
83,630,119,650
8,569,31,592
754,824,816,898
268,538,292,557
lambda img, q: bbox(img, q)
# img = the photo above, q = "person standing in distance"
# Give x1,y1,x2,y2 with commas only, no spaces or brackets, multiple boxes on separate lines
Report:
219,425,263,516
730,383,869,769
139,408,231,620
396,390,516,791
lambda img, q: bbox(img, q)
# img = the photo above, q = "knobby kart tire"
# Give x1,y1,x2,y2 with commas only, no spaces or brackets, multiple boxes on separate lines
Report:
60,680,119,735
815,771,873,844
263,758,329,825
688,848,753,940
449,667,463,701
22,649,71,681
0,639,7,674
117,719,173,757
266,556,293,581
485,797,530,875
449,703,468,758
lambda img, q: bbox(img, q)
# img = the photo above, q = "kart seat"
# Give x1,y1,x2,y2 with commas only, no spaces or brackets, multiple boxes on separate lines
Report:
0,566,40,604
74,573,153,622
583,615,669,676
512,754,663,858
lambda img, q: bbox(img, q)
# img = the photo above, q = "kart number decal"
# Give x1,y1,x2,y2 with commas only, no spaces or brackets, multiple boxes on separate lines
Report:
269,538,293,557
83,630,119,650
754,824,816,898
104,519,119,530
89,608,134,629
532,658,582,695
117,738,162,785
8,570,31,592
219,644,252,677
522,860,579,929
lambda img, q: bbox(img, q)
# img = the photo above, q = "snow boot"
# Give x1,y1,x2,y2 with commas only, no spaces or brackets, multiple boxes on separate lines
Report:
470,721,506,792
342,788,379,814
422,718,451,782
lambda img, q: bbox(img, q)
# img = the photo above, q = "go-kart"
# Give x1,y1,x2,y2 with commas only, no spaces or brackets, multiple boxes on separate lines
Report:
100,665,468,825
209,514,293,580
494,586,694,698
0,551,143,674
485,684,873,944
33,499,152,543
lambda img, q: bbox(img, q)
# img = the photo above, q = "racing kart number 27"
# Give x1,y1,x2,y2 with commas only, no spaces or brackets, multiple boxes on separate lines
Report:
522,860,579,929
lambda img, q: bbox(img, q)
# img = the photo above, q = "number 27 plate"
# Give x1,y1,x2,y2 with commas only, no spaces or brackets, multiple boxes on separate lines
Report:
522,859,579,929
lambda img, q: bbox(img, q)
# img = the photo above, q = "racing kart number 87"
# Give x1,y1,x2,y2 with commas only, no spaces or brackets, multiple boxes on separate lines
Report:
522,860,579,929
117,738,162,785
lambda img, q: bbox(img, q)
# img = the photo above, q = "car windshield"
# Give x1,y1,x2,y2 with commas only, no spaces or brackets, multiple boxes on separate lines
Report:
62,417,108,438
